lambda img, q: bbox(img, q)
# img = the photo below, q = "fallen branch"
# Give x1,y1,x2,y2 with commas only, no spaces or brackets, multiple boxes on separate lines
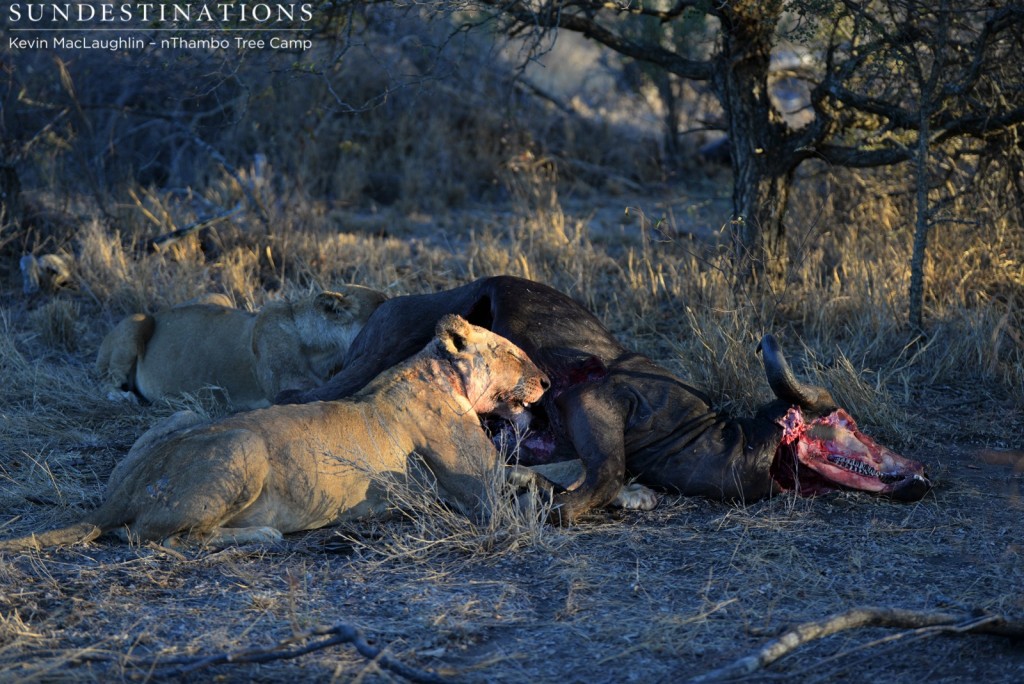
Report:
689,607,1024,682
147,204,243,252
134,620,448,683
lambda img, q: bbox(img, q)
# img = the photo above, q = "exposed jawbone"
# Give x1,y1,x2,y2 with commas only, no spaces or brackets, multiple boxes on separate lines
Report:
771,407,931,501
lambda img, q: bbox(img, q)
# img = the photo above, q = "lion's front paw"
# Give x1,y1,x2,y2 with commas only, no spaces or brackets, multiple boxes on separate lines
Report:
106,389,140,404
613,483,659,511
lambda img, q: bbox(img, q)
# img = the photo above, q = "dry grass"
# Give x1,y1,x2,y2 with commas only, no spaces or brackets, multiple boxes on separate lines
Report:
2,170,1022,680
2,16,1023,682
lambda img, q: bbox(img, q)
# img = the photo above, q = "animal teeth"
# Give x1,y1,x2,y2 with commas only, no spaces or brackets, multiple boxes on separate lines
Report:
827,454,880,479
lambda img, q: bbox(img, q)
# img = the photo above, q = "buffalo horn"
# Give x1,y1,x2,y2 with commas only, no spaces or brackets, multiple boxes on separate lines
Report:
757,334,836,412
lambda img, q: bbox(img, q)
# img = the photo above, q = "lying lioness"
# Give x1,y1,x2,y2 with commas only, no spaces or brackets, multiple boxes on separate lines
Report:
96,286,387,409
2,315,549,551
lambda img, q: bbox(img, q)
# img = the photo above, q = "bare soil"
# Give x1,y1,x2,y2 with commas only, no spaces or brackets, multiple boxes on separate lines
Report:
3,452,1023,683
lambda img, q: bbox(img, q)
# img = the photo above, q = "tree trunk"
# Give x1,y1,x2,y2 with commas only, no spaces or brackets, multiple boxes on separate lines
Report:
731,153,791,286
713,1,792,286
908,116,930,332
908,1,950,332
654,71,681,167
0,150,21,230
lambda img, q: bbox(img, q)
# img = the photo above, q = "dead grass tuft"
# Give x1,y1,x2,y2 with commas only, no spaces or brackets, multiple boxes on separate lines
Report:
337,438,561,567
805,344,914,447
27,299,81,352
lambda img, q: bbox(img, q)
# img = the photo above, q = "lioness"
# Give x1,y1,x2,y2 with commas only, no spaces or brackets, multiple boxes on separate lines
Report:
1,315,549,551
96,285,387,409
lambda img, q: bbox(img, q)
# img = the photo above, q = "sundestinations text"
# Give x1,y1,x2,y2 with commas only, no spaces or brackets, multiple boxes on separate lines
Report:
7,3,315,24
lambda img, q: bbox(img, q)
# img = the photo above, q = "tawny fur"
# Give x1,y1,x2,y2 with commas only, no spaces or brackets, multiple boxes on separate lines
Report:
95,286,387,409
5,315,548,551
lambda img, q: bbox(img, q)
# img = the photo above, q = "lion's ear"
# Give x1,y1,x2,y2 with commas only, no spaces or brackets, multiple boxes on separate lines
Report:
315,291,354,319
436,314,472,353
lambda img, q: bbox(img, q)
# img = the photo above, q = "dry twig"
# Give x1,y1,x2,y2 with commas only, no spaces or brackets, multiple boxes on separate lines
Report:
689,607,1024,682
148,204,243,252
133,620,448,683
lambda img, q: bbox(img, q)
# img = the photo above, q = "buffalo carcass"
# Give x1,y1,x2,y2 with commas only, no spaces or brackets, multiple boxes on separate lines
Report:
279,276,930,522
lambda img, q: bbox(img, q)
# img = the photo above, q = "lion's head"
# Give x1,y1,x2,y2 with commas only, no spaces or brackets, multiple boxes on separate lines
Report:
434,314,549,428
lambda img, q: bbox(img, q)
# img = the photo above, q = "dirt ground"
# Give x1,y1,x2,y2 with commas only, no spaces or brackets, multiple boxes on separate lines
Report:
2,375,1023,683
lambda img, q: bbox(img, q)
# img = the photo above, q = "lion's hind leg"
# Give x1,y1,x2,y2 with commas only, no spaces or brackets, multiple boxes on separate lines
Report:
95,313,155,400
198,526,284,547
111,524,283,549
107,429,276,548
125,410,205,459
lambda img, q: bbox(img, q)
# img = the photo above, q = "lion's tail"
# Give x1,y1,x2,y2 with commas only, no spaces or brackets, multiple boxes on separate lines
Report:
0,521,103,553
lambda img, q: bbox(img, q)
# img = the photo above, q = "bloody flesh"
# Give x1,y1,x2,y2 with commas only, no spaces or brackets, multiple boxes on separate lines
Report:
772,407,930,500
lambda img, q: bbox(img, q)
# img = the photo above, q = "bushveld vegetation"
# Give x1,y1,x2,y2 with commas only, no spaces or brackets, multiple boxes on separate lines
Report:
1,5,1023,682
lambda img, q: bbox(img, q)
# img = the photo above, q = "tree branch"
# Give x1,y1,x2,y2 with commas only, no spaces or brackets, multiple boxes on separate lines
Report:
934,106,1024,143
826,84,919,130
942,6,1024,98
480,0,714,81
148,204,244,252
688,607,1024,683
133,620,448,683
582,0,700,23
807,143,911,167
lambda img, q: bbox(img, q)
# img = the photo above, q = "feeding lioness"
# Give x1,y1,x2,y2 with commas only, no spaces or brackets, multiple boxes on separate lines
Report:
1,315,550,551
95,285,387,409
